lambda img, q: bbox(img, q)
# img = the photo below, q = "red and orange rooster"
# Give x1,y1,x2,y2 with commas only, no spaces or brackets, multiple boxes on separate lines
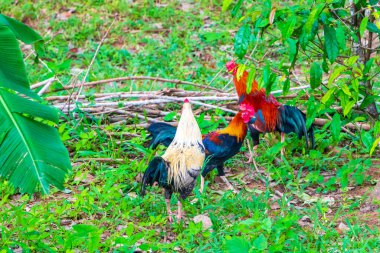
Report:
141,99,205,222
226,60,315,164
147,111,256,193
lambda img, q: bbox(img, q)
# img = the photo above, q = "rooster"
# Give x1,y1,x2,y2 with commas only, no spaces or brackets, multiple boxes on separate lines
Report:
147,111,256,193
140,99,205,222
226,60,315,164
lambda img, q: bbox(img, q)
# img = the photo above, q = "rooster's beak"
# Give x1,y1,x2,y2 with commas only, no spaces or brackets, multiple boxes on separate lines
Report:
248,116,256,124
238,95,245,105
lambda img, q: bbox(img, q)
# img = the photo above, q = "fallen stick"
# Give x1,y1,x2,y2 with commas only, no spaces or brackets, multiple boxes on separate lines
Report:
31,77,56,89
56,97,238,114
313,118,370,131
38,79,55,95
51,76,225,93
74,158,124,163
324,113,355,136
46,90,232,101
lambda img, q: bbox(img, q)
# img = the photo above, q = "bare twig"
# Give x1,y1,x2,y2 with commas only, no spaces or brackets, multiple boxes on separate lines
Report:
37,79,55,95
74,158,124,163
54,76,225,93
31,77,56,89
324,113,355,136
207,67,224,87
190,100,237,114
313,118,370,131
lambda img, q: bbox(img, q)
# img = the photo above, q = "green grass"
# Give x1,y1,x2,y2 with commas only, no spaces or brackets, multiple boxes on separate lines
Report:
0,1,379,252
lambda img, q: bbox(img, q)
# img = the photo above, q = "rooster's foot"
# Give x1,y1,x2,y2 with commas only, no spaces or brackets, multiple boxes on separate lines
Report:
220,176,239,194
244,152,253,164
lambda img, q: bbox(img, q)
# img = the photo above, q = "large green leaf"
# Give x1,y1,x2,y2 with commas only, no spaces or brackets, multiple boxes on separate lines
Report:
331,113,341,142
263,62,276,95
303,4,324,34
246,67,256,94
0,26,39,100
321,87,336,104
359,16,368,37
367,22,380,34
310,62,322,89
336,25,346,50
287,38,298,66
0,89,71,194
234,23,251,59
370,137,380,156
0,15,71,194
278,15,296,40
0,14,42,44
299,4,324,49
225,237,250,253
324,25,339,63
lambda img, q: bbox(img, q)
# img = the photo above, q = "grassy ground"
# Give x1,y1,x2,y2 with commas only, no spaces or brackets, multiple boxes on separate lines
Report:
0,1,379,252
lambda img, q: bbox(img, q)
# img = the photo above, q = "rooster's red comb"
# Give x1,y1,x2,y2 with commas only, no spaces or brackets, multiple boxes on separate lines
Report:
184,98,189,103
226,60,237,72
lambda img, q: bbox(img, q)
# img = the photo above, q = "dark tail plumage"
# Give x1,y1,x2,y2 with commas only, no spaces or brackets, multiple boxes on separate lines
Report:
140,157,169,196
147,122,176,149
278,105,315,149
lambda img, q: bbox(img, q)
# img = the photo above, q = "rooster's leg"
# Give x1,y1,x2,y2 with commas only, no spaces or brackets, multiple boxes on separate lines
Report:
200,176,205,194
164,189,173,222
250,146,261,173
220,176,238,194
177,200,183,222
165,199,173,222
245,139,254,163
280,132,285,158
245,143,260,173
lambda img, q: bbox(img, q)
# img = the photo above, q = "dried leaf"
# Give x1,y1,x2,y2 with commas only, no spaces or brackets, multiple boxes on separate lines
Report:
269,8,276,25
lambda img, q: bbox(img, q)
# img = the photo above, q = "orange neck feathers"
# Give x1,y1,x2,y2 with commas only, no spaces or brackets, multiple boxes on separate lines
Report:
217,112,248,142
233,68,281,132
234,70,261,97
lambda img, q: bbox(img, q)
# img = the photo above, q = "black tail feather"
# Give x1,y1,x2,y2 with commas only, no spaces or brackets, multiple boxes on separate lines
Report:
278,105,315,149
308,124,315,149
140,157,168,196
147,122,176,149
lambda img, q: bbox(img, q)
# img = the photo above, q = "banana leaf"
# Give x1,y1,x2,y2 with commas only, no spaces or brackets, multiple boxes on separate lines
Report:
0,16,71,194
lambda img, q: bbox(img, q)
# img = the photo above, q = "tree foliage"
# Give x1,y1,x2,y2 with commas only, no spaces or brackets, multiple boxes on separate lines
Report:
224,0,380,155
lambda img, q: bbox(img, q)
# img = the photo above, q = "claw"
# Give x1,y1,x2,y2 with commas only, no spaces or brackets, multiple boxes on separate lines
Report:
220,175,239,193
280,132,285,159
200,176,205,194
244,152,253,164
176,201,183,223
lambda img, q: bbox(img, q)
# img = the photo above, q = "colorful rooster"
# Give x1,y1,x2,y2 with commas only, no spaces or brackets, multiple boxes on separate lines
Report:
147,111,256,193
226,60,315,163
141,99,205,222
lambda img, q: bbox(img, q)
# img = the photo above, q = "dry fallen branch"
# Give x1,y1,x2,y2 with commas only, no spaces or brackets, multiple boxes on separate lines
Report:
31,68,372,134
51,76,225,93
313,118,370,131
47,88,372,132
74,158,124,163
31,77,56,90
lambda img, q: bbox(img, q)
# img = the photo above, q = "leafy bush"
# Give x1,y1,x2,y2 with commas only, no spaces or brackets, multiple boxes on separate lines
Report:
224,0,379,155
